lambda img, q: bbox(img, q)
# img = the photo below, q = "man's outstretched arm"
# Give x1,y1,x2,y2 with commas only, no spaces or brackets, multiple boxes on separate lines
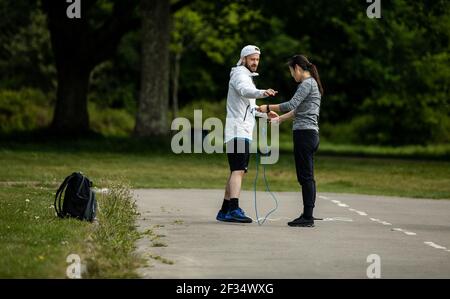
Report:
232,74,277,99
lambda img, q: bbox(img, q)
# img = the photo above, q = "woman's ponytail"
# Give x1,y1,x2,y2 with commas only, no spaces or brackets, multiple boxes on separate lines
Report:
309,63,324,96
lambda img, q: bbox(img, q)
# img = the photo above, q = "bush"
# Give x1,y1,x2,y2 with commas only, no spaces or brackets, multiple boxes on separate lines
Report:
89,102,135,137
320,119,361,144
0,88,53,133
0,88,136,137
176,99,227,123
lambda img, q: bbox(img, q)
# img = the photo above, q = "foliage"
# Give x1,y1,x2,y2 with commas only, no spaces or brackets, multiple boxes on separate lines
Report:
0,5,55,91
0,0,448,145
0,88,135,136
0,89,53,133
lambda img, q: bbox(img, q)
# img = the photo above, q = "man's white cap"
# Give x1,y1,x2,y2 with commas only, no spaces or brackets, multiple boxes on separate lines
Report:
236,45,261,66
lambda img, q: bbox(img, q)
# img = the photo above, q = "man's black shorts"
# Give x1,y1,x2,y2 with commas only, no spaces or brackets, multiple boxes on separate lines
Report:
226,138,250,173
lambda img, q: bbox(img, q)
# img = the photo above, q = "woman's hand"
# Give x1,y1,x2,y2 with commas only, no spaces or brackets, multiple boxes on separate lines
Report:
270,110,294,124
269,116,282,124
267,111,279,119
256,106,278,118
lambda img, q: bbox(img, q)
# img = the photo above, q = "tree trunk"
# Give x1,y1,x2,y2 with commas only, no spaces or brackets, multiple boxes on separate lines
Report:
171,52,181,119
42,0,140,135
135,0,170,137
51,62,91,134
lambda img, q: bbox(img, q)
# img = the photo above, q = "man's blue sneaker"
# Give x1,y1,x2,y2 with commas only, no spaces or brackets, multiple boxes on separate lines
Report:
216,210,231,222
226,208,253,223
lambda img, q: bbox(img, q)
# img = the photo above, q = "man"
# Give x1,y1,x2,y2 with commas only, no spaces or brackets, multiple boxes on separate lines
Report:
216,45,278,223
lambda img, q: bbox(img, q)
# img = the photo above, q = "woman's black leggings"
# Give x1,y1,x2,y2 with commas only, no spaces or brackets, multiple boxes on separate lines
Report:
293,129,319,219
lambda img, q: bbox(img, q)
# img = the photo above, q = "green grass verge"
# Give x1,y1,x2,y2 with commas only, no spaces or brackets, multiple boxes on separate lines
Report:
84,184,142,278
0,138,449,199
0,185,90,278
0,183,141,278
280,138,450,160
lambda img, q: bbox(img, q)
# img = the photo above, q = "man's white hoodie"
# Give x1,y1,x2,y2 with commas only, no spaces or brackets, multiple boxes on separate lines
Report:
224,65,268,143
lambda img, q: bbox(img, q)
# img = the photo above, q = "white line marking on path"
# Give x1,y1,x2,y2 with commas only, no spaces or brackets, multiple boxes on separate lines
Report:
424,241,448,250
337,203,349,207
322,217,353,222
348,208,368,216
404,231,417,236
329,199,350,208
369,218,391,225
323,195,448,254
391,227,417,236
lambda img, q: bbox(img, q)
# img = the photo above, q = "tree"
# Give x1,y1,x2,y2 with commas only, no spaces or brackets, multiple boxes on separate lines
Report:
317,0,450,144
39,0,195,136
134,0,170,137
168,1,267,117
41,0,139,134
169,7,214,119
0,2,55,91
134,0,195,137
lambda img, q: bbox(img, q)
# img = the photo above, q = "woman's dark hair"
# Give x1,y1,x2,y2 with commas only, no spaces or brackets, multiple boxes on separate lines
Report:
287,55,324,96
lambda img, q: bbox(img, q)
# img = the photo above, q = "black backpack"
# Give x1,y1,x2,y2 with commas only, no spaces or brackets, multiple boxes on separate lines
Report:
54,172,97,222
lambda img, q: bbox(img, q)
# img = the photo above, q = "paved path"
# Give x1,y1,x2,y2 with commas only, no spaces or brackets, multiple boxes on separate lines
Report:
134,189,450,278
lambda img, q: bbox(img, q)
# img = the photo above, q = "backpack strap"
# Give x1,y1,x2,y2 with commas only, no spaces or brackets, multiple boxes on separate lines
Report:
54,173,76,218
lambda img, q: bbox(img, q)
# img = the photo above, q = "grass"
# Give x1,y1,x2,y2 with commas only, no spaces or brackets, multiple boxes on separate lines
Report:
0,137,449,278
0,137,448,199
279,137,450,160
0,182,141,278
83,185,142,278
0,185,90,278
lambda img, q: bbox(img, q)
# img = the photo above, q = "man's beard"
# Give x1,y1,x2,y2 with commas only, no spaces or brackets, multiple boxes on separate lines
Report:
244,63,258,72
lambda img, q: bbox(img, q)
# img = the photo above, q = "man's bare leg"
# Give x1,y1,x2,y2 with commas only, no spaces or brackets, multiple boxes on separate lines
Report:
219,170,245,214
224,172,231,200
229,170,245,199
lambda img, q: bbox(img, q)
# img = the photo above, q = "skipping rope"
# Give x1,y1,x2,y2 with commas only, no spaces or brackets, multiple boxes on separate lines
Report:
253,125,279,226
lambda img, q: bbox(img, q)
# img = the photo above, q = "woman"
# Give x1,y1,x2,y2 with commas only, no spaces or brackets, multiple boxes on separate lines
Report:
257,54,323,227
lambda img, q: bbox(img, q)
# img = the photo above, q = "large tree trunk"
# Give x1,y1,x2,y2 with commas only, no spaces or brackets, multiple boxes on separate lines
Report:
42,0,140,135
43,0,91,134
134,0,170,137
52,62,91,133
171,52,181,119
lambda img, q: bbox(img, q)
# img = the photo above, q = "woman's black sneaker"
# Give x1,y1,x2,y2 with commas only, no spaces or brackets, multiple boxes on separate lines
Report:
288,215,315,227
